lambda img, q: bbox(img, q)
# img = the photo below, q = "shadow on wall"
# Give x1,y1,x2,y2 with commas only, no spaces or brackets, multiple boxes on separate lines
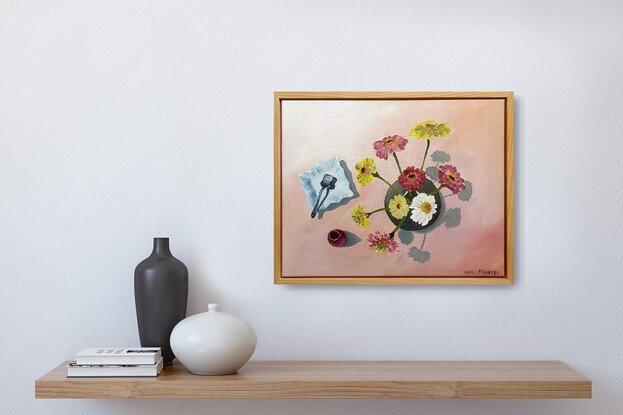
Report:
184,254,222,316
90,394,595,415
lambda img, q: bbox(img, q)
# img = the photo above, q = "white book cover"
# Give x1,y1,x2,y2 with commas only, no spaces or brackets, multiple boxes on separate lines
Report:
67,357,164,377
75,347,162,365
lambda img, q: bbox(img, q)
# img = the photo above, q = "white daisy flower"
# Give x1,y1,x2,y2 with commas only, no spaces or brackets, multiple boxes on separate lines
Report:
410,193,438,226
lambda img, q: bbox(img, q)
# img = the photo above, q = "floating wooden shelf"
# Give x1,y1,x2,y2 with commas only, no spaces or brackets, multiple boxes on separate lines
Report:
35,360,591,399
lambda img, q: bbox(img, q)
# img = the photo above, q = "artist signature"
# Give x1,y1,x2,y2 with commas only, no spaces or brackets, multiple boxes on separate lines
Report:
464,269,501,276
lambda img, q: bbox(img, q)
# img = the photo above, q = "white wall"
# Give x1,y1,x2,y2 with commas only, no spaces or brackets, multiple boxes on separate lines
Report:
2,0,622,413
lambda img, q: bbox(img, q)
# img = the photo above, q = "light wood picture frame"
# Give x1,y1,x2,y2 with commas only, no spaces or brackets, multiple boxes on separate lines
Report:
275,92,514,285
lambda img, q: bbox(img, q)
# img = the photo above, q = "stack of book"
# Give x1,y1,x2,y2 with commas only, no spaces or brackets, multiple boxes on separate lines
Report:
67,347,164,377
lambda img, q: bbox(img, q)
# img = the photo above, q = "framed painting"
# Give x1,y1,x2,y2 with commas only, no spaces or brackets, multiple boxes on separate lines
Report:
274,92,514,285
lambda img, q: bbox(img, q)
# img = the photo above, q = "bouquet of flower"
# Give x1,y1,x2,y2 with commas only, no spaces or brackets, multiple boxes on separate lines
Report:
349,120,471,257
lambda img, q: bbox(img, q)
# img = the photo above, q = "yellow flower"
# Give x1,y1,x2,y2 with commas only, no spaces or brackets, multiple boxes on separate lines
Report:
409,120,453,140
355,158,377,186
351,205,371,228
388,194,409,219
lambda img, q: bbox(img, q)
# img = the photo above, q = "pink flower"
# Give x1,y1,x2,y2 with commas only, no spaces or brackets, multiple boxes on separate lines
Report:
398,166,426,191
438,164,465,194
373,135,408,160
367,231,399,256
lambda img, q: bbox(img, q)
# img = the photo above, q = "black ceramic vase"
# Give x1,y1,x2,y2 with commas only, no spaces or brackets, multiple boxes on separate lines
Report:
134,237,188,365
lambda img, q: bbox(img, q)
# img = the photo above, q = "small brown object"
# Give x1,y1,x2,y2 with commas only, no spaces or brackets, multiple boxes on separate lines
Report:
327,229,347,247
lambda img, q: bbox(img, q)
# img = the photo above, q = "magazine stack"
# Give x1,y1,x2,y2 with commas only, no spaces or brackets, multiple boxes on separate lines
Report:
67,347,164,377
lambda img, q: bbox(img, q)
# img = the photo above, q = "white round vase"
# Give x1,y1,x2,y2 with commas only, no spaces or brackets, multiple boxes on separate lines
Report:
170,303,257,375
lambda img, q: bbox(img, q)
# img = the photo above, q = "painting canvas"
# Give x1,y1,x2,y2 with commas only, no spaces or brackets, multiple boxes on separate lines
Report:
274,92,514,285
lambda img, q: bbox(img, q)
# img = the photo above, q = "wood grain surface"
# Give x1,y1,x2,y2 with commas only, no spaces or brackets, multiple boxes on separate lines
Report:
36,360,590,399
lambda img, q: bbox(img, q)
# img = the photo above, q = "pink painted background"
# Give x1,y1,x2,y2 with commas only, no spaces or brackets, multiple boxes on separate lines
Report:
280,99,506,277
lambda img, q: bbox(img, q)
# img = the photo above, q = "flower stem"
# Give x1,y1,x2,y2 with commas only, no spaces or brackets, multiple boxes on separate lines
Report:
389,216,408,239
366,207,387,215
420,139,431,170
392,152,403,175
427,184,445,196
373,172,402,195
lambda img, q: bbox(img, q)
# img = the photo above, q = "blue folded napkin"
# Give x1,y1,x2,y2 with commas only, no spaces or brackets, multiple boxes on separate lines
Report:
299,158,355,213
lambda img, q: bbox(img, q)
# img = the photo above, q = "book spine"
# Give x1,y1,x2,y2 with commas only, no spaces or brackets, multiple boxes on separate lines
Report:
66,358,164,377
75,357,155,365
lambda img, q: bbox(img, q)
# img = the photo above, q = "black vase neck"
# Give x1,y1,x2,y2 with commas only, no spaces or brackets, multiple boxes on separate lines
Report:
151,238,172,257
